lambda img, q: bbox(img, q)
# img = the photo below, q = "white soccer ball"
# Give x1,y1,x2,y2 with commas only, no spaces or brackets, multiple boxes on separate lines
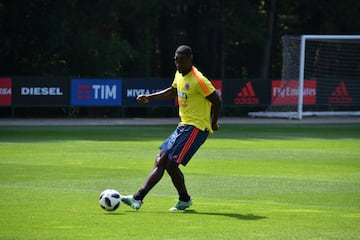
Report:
99,189,121,211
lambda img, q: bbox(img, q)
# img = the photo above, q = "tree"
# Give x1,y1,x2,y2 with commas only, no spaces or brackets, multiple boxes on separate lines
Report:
1,0,359,79
260,0,276,80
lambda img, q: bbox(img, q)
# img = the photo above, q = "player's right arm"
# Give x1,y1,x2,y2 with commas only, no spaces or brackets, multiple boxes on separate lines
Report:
137,87,177,104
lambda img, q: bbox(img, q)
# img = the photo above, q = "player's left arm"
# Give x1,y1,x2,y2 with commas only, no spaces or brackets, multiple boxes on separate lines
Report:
206,91,222,131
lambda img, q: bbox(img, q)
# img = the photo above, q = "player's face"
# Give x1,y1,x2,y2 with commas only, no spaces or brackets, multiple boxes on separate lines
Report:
174,54,192,75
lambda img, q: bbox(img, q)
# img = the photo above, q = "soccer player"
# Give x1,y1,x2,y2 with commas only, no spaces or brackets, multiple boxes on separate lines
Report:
121,45,222,211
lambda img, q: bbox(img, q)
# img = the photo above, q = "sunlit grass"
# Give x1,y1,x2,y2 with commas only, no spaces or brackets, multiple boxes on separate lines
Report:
0,124,359,239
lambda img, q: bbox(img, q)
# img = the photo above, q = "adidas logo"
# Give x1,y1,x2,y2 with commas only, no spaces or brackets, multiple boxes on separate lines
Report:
328,81,352,104
234,81,259,104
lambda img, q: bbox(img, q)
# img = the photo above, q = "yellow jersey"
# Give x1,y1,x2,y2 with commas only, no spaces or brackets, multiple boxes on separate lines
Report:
172,66,215,133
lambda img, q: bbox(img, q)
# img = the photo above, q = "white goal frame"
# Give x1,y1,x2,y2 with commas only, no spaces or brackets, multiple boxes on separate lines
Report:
249,35,360,120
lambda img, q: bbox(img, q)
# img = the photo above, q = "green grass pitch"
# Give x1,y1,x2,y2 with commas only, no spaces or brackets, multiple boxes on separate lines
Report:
0,123,359,239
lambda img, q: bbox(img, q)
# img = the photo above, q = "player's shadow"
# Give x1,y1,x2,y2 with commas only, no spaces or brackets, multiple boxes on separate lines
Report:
182,210,267,221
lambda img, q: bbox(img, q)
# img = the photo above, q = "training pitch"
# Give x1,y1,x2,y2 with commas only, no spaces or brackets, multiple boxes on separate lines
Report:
0,120,359,239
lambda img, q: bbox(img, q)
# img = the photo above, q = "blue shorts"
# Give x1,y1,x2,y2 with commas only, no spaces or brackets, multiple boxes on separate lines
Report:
160,125,209,166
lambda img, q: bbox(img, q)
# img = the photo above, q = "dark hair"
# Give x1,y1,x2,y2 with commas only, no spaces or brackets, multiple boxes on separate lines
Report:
175,45,193,56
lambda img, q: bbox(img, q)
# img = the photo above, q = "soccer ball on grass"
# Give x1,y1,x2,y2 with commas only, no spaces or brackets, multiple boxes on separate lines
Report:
99,189,121,211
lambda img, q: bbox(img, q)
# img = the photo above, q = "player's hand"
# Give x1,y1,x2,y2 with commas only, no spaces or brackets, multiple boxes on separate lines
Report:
136,95,149,104
212,123,220,131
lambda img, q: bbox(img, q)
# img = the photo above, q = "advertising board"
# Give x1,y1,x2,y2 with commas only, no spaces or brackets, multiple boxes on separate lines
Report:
71,79,122,106
0,78,12,106
12,77,69,106
123,79,173,106
271,80,317,105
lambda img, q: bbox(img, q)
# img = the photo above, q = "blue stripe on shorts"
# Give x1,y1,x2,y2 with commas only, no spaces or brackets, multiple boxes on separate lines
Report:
160,125,209,166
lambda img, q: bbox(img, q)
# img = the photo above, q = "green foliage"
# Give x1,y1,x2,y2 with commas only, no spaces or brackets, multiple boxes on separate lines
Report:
2,0,359,78
0,124,359,239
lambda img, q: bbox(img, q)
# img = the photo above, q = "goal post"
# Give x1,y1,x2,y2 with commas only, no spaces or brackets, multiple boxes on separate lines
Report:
249,34,360,119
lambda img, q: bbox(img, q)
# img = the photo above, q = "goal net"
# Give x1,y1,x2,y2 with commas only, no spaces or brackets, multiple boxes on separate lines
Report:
249,35,360,119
